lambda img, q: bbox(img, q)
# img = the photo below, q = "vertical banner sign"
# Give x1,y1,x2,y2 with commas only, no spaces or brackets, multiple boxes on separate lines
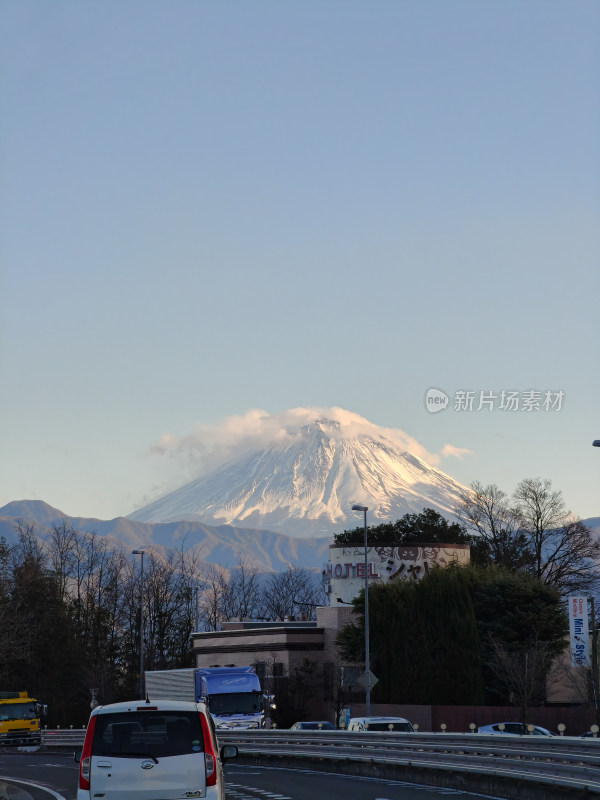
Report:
569,596,590,667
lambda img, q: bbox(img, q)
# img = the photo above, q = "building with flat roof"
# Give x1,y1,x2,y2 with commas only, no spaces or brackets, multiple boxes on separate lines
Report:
191,605,357,725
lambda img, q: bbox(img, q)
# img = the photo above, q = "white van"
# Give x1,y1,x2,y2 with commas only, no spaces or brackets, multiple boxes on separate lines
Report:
74,699,238,800
347,715,414,732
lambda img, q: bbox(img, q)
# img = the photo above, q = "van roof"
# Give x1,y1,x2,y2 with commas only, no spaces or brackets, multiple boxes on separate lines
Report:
349,716,411,723
91,699,208,716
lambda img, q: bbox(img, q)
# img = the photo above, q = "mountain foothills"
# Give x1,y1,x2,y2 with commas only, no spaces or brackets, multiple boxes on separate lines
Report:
129,418,468,537
0,500,330,573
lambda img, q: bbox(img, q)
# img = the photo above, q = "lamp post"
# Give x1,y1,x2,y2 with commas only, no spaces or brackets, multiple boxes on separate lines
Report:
194,585,200,632
351,504,370,716
132,549,145,699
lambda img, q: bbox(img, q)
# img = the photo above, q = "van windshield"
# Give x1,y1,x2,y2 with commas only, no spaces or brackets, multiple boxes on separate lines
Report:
365,721,412,731
208,691,262,716
92,711,205,758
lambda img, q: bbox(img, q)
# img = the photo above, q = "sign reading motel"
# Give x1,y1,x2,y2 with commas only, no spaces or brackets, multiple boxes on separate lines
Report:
324,543,470,605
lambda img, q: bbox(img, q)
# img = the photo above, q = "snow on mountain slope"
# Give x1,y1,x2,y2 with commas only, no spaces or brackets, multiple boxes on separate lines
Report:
129,418,469,537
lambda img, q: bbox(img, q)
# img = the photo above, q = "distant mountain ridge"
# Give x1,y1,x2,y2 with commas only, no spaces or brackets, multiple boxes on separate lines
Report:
2,501,598,576
129,417,469,537
0,500,330,573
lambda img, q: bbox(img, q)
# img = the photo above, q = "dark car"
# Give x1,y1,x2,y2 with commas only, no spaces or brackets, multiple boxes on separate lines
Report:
290,721,336,730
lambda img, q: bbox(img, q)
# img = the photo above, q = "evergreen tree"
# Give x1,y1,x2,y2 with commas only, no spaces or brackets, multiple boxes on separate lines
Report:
5,543,86,725
469,567,568,703
337,564,565,706
337,566,484,705
334,508,471,547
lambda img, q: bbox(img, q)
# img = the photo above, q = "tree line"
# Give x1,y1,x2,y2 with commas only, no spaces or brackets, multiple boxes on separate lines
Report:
336,478,600,718
335,477,600,595
1,475,596,726
0,520,325,725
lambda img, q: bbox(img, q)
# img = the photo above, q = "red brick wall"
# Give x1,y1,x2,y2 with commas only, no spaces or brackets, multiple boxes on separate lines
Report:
346,702,593,736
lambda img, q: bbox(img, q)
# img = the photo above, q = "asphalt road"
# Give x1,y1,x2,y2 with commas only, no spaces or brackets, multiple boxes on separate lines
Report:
0,750,500,800
0,750,78,800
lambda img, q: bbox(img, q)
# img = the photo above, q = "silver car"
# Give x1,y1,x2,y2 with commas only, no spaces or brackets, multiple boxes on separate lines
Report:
347,716,414,732
290,721,336,730
477,722,553,736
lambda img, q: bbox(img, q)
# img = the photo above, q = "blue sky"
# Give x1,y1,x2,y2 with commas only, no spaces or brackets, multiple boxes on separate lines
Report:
1,0,599,523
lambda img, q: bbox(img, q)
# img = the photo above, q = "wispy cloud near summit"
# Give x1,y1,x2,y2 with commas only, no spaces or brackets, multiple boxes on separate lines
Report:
150,407,472,478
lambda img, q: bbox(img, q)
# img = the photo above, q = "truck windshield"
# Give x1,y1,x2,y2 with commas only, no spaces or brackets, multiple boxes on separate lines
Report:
0,703,37,721
208,692,262,715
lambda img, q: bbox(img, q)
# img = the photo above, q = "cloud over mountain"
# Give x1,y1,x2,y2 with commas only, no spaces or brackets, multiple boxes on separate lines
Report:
151,406,469,472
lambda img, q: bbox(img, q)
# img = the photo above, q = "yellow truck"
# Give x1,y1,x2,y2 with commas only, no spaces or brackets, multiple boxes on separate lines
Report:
0,691,47,747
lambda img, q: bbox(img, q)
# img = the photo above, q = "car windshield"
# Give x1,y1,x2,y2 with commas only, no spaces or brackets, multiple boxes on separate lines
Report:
208,692,262,715
92,711,205,757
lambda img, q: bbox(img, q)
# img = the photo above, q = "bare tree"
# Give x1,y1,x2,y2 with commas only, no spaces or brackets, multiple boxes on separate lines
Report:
457,478,600,594
47,520,78,600
323,660,359,727
262,566,326,620
288,658,321,720
457,482,534,571
547,653,593,705
195,556,264,630
0,536,15,666
220,556,264,621
486,636,558,724
143,547,199,670
197,564,228,631
513,477,600,594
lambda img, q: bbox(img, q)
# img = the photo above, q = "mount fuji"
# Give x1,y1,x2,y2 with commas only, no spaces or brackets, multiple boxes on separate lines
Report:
129,415,469,538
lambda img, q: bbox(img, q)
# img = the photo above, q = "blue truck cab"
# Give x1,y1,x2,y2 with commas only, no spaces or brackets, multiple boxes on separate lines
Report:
144,667,267,730
196,667,264,730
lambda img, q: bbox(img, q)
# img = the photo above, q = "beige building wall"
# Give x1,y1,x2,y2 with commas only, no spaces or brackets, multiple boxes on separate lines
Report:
191,607,356,694
192,620,325,676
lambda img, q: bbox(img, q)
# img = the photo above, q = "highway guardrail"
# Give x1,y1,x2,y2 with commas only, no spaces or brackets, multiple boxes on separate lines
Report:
40,728,600,799
217,729,600,800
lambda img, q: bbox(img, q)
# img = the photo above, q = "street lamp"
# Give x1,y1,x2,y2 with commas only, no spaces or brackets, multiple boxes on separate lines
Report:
132,549,145,699
352,504,370,716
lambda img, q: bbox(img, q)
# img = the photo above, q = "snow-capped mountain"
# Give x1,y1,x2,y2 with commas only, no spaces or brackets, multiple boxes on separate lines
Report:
129,417,469,537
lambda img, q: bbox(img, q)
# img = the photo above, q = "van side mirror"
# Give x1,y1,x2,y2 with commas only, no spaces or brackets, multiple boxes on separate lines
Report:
74,749,82,763
220,744,238,762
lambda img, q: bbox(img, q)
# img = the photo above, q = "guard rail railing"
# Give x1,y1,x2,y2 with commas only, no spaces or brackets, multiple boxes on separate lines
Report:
217,729,600,800
38,728,600,799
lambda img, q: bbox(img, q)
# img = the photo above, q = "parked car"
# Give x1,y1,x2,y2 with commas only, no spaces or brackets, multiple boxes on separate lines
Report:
74,699,238,800
346,716,414,732
290,720,336,730
477,722,554,736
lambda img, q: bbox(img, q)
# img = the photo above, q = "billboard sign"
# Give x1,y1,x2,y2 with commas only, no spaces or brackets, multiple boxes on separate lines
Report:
568,596,590,667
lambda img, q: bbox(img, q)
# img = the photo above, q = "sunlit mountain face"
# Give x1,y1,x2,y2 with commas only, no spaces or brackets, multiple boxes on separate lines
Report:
129,418,468,538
